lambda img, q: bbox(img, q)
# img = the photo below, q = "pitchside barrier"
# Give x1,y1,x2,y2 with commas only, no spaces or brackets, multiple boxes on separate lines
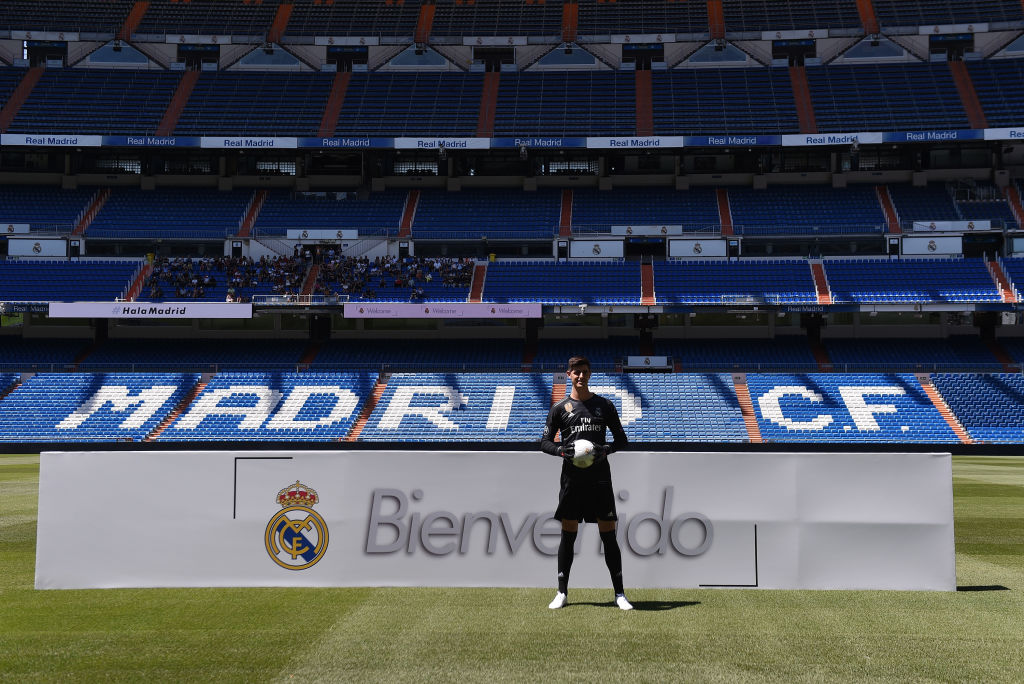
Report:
35,450,955,591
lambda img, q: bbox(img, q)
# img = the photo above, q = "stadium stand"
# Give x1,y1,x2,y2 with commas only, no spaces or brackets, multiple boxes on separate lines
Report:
0,372,200,442
651,68,800,136
720,1,862,32
654,259,818,304
253,190,408,237
745,372,960,443
871,0,1024,27
569,187,721,234
335,72,485,137
173,72,336,137
823,258,1003,303
931,372,1024,444
283,0,421,38
824,338,1002,371
86,188,254,239
727,185,886,235
966,58,1024,129
0,0,133,33
575,0,709,35
804,63,969,133
0,338,89,370
6,69,180,136
483,261,642,305
492,71,636,137
133,0,279,37
312,338,525,371
314,255,474,302
412,189,562,239
356,372,553,442
531,338,644,371
991,338,1024,366
0,68,29,111
0,259,139,302
157,371,378,441
0,185,94,233
885,183,961,226
140,255,307,302
429,0,564,37
79,338,308,370
655,339,819,371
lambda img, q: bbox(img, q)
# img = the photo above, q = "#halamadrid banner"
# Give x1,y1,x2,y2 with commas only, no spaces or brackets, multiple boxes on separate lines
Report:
35,451,955,591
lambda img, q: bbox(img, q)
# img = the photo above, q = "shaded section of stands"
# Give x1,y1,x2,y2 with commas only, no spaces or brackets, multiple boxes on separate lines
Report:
966,59,1024,129
80,338,308,371
656,339,818,371
720,1,862,32
654,260,818,304
336,72,484,137
87,188,253,239
283,0,421,38
430,0,564,37
312,339,525,371
932,372,1024,443
728,185,886,235
824,338,1002,371
746,372,959,443
493,71,636,137
483,261,642,305
871,0,1024,27
0,185,94,233
133,0,278,36
576,0,709,35
254,189,407,237
1,0,133,33
570,187,720,233
413,188,562,239
0,259,138,302
824,258,1002,303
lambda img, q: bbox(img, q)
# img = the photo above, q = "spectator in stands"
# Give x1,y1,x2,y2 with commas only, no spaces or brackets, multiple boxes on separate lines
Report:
540,355,632,611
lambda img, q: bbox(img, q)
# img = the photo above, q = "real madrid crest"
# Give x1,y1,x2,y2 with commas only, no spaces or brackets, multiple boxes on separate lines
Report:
265,481,329,571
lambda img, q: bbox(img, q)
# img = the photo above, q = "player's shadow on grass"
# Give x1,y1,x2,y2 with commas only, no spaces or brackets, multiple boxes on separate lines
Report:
571,600,700,611
957,585,1009,592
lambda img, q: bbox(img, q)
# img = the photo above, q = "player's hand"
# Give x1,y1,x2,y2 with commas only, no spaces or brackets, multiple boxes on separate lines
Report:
559,444,574,461
593,444,611,463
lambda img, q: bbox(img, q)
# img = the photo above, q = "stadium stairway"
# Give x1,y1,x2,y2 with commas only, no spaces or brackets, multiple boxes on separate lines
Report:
810,341,834,372
788,65,818,134
948,61,988,130
156,70,199,137
70,342,100,371
876,185,901,233
730,373,763,443
344,374,388,442
635,69,653,136
118,1,150,41
476,72,500,137
0,66,42,132
125,262,154,301
267,2,293,43
237,189,267,238
854,0,880,35
414,1,436,45
561,0,578,43
469,263,486,302
1006,184,1024,230
301,264,319,296
318,71,351,138
73,188,111,236
399,190,419,238
146,377,208,442
0,377,22,403
717,188,733,236
917,373,973,444
810,261,832,305
298,340,322,368
988,259,1017,304
641,262,655,305
707,0,725,39
560,189,573,236
985,340,1017,372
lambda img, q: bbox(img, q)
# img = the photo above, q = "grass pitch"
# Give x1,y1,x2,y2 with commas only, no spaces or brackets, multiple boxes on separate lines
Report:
1,454,1022,683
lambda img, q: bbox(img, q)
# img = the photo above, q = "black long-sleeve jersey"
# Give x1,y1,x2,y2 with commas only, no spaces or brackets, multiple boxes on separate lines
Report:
540,393,628,482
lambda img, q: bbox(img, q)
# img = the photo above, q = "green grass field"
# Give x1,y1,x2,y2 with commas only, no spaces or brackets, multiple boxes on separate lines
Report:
1,454,1022,683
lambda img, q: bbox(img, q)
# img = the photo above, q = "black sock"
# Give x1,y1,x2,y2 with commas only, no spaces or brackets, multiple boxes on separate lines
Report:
600,530,625,595
557,529,577,594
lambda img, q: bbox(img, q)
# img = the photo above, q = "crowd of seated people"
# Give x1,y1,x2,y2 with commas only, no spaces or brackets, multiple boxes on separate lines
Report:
144,256,307,302
313,255,474,301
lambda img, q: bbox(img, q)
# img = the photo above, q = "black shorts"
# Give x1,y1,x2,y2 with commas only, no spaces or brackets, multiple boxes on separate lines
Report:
554,478,618,523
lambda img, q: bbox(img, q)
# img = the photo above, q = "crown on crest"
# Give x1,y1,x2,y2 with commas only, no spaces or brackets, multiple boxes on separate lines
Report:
276,481,319,508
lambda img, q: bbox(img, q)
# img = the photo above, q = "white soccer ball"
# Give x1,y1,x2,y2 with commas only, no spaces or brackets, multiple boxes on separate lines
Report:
572,438,596,468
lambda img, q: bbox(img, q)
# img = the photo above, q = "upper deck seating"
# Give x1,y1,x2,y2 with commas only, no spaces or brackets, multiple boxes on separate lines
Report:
134,0,278,37
493,71,636,137
430,0,564,37
966,59,1024,129
284,0,421,38
87,188,252,239
721,1,862,32
872,0,1024,28
1,0,133,34
654,260,818,305
728,185,886,235
483,261,642,305
254,190,408,237
412,189,562,239
570,187,721,234
0,185,94,233
0,259,138,302
823,258,1001,303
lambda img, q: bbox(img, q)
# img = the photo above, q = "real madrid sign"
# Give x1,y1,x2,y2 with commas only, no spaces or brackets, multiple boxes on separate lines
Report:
35,450,955,591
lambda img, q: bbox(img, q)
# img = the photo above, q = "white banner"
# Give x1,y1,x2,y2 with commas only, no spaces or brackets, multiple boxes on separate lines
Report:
612,225,683,236
586,136,683,149
7,238,66,257
984,128,1024,141
762,29,828,40
569,240,624,258
669,239,727,258
918,23,988,35
10,30,79,41
780,132,883,146
343,303,541,318
201,137,297,149
166,34,233,44
35,450,955,590
901,236,963,255
911,220,991,232
624,356,670,370
393,138,491,150
315,36,380,46
463,36,528,46
1,134,103,147
48,302,253,319
3,223,30,234
287,229,358,240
